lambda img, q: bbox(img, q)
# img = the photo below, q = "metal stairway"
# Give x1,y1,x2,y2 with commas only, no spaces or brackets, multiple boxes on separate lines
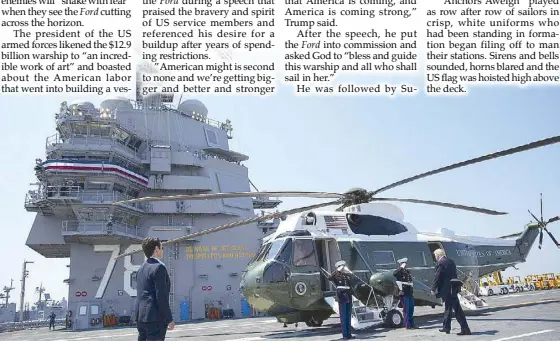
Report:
324,295,383,331
350,296,383,330
457,288,488,310
457,269,488,311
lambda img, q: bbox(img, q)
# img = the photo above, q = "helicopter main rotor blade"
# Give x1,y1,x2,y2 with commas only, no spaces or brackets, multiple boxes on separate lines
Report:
113,191,345,205
498,232,523,239
372,197,507,215
370,135,560,196
497,223,540,239
114,199,343,259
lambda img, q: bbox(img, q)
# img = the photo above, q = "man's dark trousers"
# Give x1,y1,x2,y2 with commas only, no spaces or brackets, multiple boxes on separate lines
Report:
137,321,168,341
442,296,468,331
402,294,415,327
338,300,352,338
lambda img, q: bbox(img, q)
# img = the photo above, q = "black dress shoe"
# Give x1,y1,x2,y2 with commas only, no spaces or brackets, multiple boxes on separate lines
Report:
439,329,450,334
458,330,471,335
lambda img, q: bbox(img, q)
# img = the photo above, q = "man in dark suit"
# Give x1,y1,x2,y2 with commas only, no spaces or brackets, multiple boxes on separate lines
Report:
431,248,471,336
135,237,175,341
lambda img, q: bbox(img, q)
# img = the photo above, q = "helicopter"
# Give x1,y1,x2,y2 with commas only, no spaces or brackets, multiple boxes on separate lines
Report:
113,134,560,329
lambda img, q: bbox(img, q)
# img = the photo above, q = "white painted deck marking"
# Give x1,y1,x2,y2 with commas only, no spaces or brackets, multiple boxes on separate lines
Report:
492,329,554,341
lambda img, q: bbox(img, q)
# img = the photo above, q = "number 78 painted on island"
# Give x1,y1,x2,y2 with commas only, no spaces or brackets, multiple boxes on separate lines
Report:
93,245,146,299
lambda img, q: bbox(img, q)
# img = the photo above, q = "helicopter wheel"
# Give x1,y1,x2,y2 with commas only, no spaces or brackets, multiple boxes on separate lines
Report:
383,309,404,328
305,317,323,327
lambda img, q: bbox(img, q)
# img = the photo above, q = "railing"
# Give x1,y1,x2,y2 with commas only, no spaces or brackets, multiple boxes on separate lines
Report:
45,133,146,160
62,220,144,238
25,186,151,212
457,268,480,294
80,190,152,211
0,319,65,333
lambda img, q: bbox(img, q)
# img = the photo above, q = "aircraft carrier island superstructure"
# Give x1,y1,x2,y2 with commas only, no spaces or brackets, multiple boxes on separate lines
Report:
23,94,282,330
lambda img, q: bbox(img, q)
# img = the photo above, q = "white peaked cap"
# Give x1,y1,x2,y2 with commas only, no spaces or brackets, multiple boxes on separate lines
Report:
335,260,347,269
397,258,408,264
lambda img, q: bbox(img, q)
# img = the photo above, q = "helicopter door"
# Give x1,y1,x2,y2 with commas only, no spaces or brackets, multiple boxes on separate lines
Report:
315,238,342,292
290,238,322,301
427,242,444,264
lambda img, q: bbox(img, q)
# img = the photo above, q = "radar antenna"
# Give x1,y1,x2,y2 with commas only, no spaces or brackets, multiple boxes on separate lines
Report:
2,279,14,306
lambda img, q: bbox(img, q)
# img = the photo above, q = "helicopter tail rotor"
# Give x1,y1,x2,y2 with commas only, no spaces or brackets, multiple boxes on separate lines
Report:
528,193,560,249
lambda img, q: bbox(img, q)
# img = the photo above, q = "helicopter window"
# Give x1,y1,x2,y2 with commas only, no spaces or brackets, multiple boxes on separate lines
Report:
371,251,396,265
293,239,317,267
346,214,408,236
275,238,293,264
254,243,272,263
264,239,286,261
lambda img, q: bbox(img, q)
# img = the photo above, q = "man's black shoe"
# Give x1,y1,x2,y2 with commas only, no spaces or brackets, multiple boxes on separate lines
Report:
407,326,419,329
439,329,450,334
458,330,471,335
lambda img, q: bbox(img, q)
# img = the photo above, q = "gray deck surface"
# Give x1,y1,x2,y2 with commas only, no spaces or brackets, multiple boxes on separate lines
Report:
3,290,560,341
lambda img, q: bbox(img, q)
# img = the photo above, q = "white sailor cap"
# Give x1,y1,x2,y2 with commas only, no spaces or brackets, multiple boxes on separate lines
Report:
335,260,347,269
397,258,408,264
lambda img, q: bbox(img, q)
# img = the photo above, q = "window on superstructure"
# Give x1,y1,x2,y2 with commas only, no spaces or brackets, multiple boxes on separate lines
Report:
87,182,109,191
78,305,87,315
72,123,88,136
90,305,99,315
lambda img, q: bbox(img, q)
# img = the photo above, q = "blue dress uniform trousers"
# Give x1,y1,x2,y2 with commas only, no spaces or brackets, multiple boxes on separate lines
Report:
402,295,415,327
338,300,352,338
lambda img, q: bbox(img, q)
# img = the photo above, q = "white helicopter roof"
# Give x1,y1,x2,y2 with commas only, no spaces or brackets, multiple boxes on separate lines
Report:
264,203,516,247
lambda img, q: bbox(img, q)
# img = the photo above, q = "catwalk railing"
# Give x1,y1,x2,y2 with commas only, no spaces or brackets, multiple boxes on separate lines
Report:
62,220,144,238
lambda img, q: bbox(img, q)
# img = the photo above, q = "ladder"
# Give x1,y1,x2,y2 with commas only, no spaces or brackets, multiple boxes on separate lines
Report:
168,247,175,314
350,296,383,330
456,269,488,311
324,295,383,331
458,288,488,311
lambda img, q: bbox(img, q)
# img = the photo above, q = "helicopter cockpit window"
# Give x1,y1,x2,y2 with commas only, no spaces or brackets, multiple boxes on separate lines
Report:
275,238,293,264
253,243,272,263
293,239,317,267
264,239,286,261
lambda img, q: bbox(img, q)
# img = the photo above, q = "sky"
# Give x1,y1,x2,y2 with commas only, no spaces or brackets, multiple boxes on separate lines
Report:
1,83,559,308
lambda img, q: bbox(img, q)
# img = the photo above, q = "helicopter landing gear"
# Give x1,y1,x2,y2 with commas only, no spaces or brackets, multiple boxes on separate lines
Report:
379,295,404,328
382,309,404,328
305,316,324,327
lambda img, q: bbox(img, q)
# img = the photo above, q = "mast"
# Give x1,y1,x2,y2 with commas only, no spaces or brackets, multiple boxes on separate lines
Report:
19,260,33,321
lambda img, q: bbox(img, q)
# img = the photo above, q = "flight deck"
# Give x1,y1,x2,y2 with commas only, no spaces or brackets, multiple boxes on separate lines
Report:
2,289,559,341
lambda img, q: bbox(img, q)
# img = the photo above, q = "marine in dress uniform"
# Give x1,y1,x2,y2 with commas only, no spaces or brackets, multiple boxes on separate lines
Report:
393,258,417,329
328,260,354,339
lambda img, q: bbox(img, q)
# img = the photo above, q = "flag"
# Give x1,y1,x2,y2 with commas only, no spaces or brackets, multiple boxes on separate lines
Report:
323,215,348,229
